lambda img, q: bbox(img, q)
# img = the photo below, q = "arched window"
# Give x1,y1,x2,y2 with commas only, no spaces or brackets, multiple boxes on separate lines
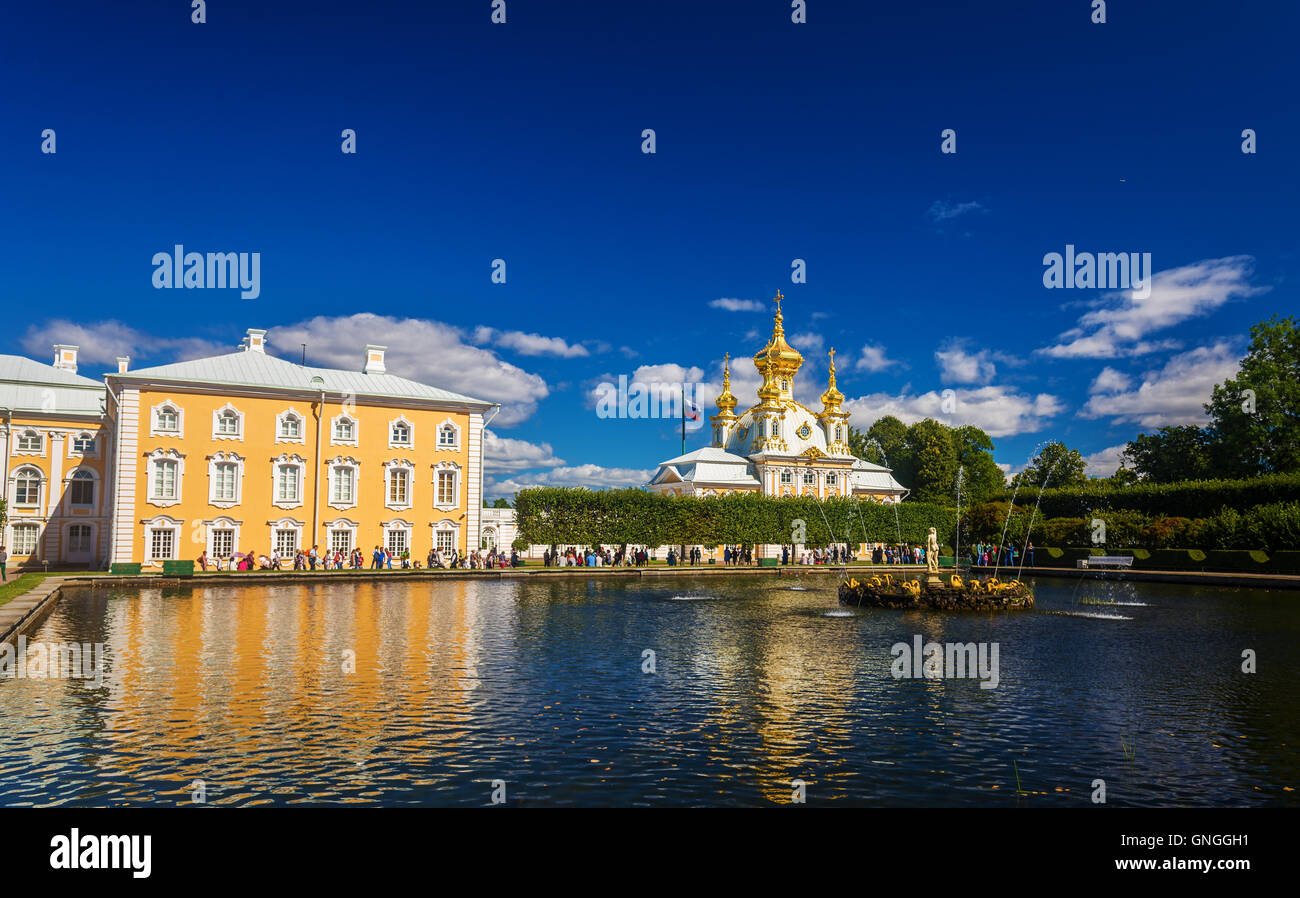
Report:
332,415,357,445
437,420,460,450
213,405,242,439
155,405,180,432
69,470,95,506
72,432,96,455
389,418,413,447
277,410,304,442
14,466,43,506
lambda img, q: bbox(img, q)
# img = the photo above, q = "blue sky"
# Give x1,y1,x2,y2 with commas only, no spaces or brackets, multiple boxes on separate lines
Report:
2,0,1296,500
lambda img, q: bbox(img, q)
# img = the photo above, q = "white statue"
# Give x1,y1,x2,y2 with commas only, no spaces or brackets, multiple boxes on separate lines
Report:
926,527,940,575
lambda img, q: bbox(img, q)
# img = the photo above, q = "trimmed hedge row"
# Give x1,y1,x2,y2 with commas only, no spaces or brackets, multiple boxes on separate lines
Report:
963,502,1300,552
1026,546,1300,573
984,473,1300,519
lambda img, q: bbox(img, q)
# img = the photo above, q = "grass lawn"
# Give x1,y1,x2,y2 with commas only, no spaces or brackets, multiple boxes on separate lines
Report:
0,573,53,608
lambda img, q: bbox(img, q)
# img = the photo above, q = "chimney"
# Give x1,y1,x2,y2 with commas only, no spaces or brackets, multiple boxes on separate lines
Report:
53,344,79,373
117,356,130,374
245,328,267,353
363,344,387,375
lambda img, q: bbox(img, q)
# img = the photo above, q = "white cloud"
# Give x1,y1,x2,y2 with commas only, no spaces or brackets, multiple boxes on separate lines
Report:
483,430,565,473
473,326,589,358
1040,255,1268,359
709,298,765,312
789,332,825,355
1080,341,1240,427
1083,444,1130,478
1088,367,1132,394
271,314,549,427
588,362,709,410
485,463,655,497
844,385,1065,438
935,342,1000,384
927,200,985,222
855,342,899,373
22,319,227,369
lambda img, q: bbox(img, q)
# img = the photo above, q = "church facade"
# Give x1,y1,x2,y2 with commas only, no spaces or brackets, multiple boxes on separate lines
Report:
648,294,907,503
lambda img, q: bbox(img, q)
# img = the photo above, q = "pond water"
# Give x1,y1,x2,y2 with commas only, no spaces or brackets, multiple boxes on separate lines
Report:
1,573,1296,806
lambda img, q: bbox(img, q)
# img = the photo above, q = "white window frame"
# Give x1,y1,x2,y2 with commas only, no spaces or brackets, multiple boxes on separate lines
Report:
432,520,458,554
141,515,184,565
268,518,305,558
330,414,358,447
206,451,244,508
275,408,306,444
14,429,44,455
67,468,97,509
12,465,44,508
384,459,415,511
325,518,359,556
383,519,413,557
145,448,186,507
150,400,184,438
201,516,241,560
388,415,414,449
10,522,42,556
212,403,244,441
326,456,360,510
436,418,461,451
68,431,98,457
433,462,460,510
66,522,95,554
271,453,307,509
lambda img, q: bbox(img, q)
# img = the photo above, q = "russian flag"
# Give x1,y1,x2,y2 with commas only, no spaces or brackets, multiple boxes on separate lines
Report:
686,400,701,422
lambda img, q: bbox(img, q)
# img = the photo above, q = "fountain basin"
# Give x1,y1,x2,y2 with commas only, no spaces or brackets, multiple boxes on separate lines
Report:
838,574,1034,611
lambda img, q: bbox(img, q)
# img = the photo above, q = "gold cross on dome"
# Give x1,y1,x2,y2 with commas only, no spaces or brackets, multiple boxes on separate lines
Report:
773,290,783,314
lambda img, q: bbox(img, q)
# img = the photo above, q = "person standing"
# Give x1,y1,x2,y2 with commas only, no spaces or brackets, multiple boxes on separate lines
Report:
0,545,7,582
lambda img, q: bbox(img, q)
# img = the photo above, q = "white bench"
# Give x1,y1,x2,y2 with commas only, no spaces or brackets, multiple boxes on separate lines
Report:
1077,556,1134,570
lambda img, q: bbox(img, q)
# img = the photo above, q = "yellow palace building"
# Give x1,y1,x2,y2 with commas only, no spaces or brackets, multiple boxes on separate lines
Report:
2,329,497,569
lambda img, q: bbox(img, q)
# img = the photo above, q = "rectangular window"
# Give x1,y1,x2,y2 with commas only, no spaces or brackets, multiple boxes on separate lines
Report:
69,525,92,552
329,529,353,555
438,425,456,448
334,419,354,441
70,476,95,506
277,465,300,503
437,471,455,506
274,529,298,557
827,473,838,486
803,472,816,485
436,529,455,554
386,529,408,556
281,417,300,439
389,469,409,505
157,409,178,431
15,474,41,506
332,467,354,503
12,524,40,555
153,460,178,499
391,423,411,445
780,472,792,485
217,413,240,435
210,529,234,557
17,432,43,452
73,435,96,454
150,528,176,561
212,463,236,501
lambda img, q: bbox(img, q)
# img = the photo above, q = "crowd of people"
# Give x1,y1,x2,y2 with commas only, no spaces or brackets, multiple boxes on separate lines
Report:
196,544,522,572
970,541,1034,568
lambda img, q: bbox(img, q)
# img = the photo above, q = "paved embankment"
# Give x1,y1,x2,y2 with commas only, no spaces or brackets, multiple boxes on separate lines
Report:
0,577,73,645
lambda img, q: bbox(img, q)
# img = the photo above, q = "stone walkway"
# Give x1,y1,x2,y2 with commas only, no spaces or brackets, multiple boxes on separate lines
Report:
0,577,71,645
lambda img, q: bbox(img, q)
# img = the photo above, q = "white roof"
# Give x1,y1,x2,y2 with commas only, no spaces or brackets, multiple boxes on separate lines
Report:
0,355,105,418
649,447,760,487
113,348,493,408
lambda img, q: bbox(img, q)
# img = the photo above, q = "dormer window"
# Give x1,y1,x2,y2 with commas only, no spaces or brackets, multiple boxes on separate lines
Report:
333,416,357,444
389,418,413,448
436,420,460,451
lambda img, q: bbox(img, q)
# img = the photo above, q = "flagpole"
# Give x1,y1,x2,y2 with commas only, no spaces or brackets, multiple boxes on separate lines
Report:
681,385,686,455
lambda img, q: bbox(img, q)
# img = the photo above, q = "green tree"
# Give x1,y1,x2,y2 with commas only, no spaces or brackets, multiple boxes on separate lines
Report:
1205,315,1300,477
1125,426,1214,482
904,418,959,503
1012,442,1088,490
952,425,1005,504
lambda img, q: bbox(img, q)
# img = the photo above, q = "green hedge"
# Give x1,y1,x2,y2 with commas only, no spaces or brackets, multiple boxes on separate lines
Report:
514,488,956,547
985,473,1300,519
1026,547,1300,573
